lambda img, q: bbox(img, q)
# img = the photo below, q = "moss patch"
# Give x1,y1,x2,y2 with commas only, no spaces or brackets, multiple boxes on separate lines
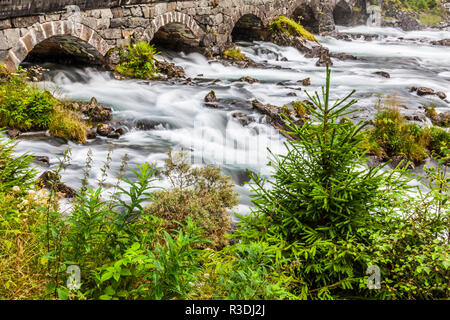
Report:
270,16,318,42
223,47,246,61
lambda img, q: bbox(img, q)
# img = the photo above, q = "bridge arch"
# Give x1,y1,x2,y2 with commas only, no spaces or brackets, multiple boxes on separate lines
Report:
146,12,204,43
3,21,110,72
333,0,353,26
227,5,269,42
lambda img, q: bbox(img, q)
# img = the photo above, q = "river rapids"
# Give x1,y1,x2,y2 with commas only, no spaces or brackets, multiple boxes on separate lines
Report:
10,25,450,218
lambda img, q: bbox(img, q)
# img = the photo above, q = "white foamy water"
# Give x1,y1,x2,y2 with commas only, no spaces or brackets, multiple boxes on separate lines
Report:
9,26,450,217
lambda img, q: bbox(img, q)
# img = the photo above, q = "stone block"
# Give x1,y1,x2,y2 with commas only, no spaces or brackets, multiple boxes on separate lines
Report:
12,16,39,28
0,28,20,50
102,28,122,40
0,19,12,30
131,6,143,17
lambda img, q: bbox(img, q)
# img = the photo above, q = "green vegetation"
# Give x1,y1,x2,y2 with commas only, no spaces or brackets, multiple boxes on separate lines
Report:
384,0,447,25
0,67,88,143
362,106,449,164
236,65,449,299
146,151,239,250
270,16,318,42
223,46,247,61
116,41,160,79
419,12,442,25
0,66,448,300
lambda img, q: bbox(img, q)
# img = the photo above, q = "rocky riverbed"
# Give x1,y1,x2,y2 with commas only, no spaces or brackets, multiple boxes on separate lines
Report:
6,24,450,218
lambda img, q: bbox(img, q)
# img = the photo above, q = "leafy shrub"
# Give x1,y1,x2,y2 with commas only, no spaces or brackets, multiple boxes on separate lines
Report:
270,16,317,42
116,41,160,79
0,73,56,131
363,106,449,164
146,151,238,250
0,70,88,142
370,107,428,163
200,242,295,299
361,163,449,299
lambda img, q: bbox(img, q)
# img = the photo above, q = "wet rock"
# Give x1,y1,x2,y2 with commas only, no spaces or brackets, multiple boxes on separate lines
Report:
390,155,415,170
231,112,250,126
205,103,219,108
37,171,76,198
330,52,358,61
374,71,390,78
84,97,112,122
115,127,126,135
205,90,217,103
86,129,97,140
236,76,259,84
436,92,447,100
287,92,297,97
425,107,450,127
7,129,20,138
107,130,121,139
33,156,50,166
252,99,304,140
24,65,48,82
97,123,114,136
416,87,435,96
430,39,450,46
155,60,185,78
400,15,422,31
135,119,160,130
299,78,311,86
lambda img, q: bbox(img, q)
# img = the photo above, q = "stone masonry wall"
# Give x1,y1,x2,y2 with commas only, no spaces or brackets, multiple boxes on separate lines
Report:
0,0,359,71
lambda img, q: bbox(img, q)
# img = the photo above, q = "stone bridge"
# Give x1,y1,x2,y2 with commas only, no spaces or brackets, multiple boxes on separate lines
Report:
0,0,366,71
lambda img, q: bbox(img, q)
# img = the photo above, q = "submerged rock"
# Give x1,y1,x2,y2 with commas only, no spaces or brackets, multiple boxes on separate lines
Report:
236,76,259,84
33,156,50,166
24,65,49,82
430,39,450,46
390,155,415,170
374,71,391,78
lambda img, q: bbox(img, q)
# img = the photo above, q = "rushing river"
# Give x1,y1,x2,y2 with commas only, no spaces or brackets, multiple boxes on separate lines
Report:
10,25,450,218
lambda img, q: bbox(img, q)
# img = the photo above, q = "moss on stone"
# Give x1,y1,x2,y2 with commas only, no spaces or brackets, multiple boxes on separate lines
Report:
223,46,246,61
270,16,318,42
